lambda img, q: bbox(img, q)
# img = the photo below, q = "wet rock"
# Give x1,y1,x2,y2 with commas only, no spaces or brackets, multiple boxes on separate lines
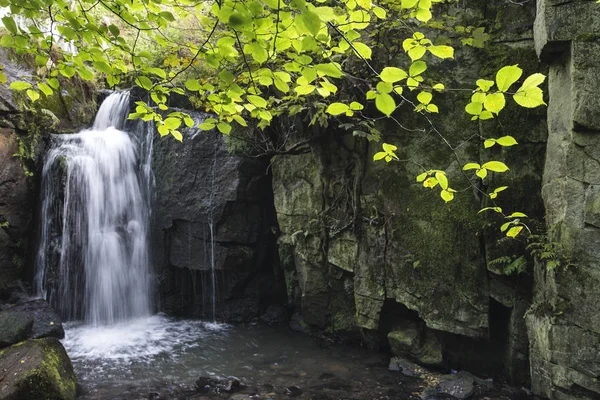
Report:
5,298,65,339
0,311,33,348
433,371,494,399
0,337,76,400
388,356,426,378
223,379,242,393
436,373,475,399
285,386,302,397
388,321,444,367
194,376,220,393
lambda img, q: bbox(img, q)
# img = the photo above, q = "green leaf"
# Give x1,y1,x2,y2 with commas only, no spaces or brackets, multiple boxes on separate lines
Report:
495,65,523,92
463,163,480,170
465,102,483,115
315,63,344,78
9,81,32,91
326,102,349,115
295,84,316,95
298,11,321,36
478,207,503,214
506,225,523,238
482,161,509,172
159,11,176,22
26,89,39,102
426,104,438,113
78,67,94,81
37,83,53,96
476,79,494,92
380,67,408,83
496,136,518,146
248,42,268,64
185,79,202,91
476,168,488,179
164,117,182,130
513,86,546,108
409,61,427,77
416,172,428,182
218,70,235,84
47,78,60,89
352,42,372,59
93,61,112,74
375,93,395,117
408,46,426,61
184,117,195,128
349,101,364,111
428,45,454,59
373,152,386,161
435,171,448,190
484,92,506,114
136,76,153,90
376,81,393,94
217,122,232,134
2,16,17,34
171,130,183,141
158,125,170,136
108,24,120,37
373,6,386,18
199,122,216,131
383,143,397,152
440,189,454,202
417,91,432,105
247,95,268,108
520,73,546,90
415,8,432,22
508,212,528,218
484,139,496,148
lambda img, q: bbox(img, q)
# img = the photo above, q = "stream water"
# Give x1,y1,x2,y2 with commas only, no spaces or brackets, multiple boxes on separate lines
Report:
63,317,421,400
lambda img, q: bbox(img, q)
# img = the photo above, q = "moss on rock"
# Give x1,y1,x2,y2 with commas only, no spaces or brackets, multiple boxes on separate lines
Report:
0,337,76,400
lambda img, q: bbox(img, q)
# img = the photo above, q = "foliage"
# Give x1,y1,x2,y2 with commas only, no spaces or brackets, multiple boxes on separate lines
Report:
527,235,573,272
0,0,553,238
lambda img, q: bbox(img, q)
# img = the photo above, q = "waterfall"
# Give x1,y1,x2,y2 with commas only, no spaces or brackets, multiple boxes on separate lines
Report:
36,92,152,326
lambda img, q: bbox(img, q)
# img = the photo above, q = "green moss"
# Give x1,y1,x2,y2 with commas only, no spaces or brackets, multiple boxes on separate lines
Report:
20,339,76,400
574,33,600,42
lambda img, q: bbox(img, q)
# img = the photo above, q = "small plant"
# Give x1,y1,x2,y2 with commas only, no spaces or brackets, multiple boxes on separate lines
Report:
488,255,528,276
527,234,573,272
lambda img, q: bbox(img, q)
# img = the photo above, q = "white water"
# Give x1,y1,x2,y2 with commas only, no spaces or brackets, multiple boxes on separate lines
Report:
36,92,152,325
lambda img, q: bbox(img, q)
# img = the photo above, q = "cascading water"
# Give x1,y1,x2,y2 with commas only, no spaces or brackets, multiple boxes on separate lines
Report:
36,91,152,325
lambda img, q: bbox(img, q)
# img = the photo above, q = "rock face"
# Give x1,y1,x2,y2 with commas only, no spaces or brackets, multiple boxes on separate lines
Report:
273,0,545,387
0,127,31,289
527,1,600,399
0,47,96,297
152,124,286,321
0,337,76,400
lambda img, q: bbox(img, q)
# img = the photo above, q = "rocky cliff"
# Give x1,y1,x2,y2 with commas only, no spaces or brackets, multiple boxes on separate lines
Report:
273,0,547,388
151,119,287,321
527,1,600,399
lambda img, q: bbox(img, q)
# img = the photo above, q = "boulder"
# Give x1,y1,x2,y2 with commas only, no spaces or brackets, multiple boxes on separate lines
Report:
388,321,443,367
0,337,76,400
3,299,65,340
0,312,33,349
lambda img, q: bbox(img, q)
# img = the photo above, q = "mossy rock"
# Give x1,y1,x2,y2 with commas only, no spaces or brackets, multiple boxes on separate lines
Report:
0,337,76,400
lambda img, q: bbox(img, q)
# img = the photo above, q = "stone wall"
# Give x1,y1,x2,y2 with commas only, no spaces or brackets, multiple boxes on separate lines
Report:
527,1,600,399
